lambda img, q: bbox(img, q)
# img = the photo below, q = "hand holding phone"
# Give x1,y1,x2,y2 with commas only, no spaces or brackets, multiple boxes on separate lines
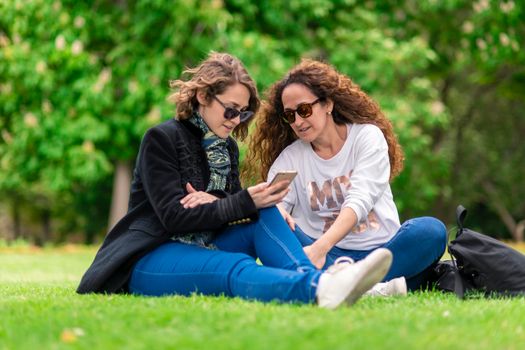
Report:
247,171,297,208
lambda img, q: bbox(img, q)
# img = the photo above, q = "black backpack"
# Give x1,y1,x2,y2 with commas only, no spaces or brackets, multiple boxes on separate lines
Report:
434,205,525,298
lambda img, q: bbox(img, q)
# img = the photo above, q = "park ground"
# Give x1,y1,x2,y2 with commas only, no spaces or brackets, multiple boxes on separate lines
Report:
1,243,524,349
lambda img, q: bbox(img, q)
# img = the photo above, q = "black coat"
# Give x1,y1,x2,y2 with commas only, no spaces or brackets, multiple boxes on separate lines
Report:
77,118,258,294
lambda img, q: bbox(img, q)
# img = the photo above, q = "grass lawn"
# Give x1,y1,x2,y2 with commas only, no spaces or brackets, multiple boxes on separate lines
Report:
1,244,524,349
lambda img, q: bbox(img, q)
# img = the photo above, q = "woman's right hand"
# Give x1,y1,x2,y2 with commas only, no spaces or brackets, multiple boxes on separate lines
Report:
247,181,290,209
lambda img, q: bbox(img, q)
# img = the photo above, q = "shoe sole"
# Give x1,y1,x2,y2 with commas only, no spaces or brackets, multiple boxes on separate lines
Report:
394,277,408,296
344,248,393,305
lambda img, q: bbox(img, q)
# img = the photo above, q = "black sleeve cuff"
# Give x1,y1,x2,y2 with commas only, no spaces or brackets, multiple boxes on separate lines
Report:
207,189,229,199
216,189,259,223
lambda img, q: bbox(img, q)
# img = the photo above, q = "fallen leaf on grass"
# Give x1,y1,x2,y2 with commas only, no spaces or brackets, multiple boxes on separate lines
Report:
60,327,85,343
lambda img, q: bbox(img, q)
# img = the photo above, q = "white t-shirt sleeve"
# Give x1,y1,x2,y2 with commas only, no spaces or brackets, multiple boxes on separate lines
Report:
268,152,298,214
343,125,390,223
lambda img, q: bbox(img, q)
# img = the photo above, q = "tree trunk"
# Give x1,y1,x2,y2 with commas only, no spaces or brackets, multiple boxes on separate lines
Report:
108,160,132,231
11,201,21,240
515,220,525,243
84,228,97,245
41,208,51,244
481,180,524,242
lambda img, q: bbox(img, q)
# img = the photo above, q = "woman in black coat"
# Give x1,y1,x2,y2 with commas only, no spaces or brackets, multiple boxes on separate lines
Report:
77,52,392,310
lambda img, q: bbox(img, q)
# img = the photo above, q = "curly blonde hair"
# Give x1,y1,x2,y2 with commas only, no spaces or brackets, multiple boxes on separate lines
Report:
168,52,260,141
243,59,404,182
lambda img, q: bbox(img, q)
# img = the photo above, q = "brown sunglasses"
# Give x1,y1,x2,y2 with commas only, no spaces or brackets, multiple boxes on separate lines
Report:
282,99,320,124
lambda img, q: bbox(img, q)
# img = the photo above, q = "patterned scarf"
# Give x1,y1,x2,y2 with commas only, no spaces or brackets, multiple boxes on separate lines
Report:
176,111,231,248
189,111,230,191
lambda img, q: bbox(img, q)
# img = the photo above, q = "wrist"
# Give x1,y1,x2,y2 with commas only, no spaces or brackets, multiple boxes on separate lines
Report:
313,239,332,254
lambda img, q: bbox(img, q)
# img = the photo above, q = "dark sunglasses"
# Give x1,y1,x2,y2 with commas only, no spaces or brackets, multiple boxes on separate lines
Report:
213,96,254,122
282,99,320,124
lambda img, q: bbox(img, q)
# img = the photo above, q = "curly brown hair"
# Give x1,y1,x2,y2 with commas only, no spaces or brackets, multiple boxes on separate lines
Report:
243,59,404,182
168,52,260,141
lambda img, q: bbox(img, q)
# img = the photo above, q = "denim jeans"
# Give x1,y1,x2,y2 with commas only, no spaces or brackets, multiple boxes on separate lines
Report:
293,217,447,289
129,206,321,303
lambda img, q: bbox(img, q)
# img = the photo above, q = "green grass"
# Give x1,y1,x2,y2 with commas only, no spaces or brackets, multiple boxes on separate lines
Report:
1,246,524,349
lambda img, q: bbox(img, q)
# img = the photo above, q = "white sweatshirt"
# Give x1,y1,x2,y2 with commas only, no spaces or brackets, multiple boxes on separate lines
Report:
269,123,400,250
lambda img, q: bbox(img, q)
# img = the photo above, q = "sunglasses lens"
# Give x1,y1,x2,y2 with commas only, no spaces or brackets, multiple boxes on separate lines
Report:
224,108,240,120
296,103,312,118
282,100,318,123
283,111,295,124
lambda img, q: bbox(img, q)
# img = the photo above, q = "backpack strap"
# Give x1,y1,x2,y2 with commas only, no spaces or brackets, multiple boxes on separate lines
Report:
452,266,465,299
448,244,466,299
448,205,467,299
456,205,467,237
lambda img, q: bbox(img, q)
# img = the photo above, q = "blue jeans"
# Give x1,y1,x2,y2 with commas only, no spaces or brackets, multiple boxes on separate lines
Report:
293,217,447,289
129,207,321,303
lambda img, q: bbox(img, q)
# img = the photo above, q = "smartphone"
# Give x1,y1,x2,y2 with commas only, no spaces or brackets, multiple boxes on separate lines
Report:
268,170,298,187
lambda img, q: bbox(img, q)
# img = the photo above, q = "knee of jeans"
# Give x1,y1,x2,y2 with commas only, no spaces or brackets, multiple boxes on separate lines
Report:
227,252,259,269
424,217,447,254
227,252,260,275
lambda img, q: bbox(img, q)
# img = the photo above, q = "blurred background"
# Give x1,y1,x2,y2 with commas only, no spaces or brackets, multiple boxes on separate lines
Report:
0,0,523,245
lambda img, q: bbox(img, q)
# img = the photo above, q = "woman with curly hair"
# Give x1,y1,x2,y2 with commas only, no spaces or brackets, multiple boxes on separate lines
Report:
77,52,394,309
244,59,446,293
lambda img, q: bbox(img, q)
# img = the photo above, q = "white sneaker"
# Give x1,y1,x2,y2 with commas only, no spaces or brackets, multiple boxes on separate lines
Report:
316,248,393,310
365,277,408,297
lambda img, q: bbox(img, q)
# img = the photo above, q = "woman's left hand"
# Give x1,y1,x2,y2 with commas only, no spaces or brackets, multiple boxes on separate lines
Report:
276,204,295,231
180,183,219,209
303,244,328,270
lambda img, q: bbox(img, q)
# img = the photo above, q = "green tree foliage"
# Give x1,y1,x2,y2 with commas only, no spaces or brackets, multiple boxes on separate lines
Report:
0,1,114,242
375,0,525,240
2,0,520,242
